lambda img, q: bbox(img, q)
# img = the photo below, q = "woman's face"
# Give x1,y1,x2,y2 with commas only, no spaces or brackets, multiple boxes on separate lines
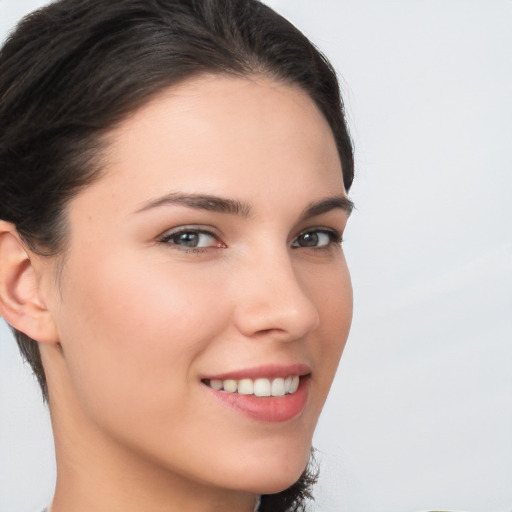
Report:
43,75,352,495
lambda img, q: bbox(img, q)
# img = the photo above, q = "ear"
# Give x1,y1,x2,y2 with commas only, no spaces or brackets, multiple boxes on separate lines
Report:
0,221,59,344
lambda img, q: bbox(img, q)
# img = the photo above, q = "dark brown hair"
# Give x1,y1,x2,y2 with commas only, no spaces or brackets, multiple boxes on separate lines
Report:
0,0,353,509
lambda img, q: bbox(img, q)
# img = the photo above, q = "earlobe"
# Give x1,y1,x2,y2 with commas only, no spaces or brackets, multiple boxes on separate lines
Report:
0,221,59,344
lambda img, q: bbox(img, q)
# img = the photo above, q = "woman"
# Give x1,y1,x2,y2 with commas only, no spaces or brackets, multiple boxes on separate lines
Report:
0,0,354,510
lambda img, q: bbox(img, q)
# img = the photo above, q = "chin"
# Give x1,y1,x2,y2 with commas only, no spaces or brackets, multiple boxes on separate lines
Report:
228,446,312,495
255,472,306,496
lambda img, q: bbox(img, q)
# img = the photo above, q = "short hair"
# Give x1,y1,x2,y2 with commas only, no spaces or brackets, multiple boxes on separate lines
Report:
0,1,353,509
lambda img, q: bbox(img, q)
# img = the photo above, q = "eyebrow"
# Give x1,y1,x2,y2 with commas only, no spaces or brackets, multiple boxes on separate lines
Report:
134,192,353,218
300,196,354,220
134,192,251,216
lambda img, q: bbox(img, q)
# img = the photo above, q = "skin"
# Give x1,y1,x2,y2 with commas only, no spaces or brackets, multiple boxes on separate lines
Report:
2,75,352,512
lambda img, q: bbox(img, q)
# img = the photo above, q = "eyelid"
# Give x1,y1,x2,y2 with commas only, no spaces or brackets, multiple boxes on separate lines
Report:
297,225,343,239
157,225,226,248
291,226,343,248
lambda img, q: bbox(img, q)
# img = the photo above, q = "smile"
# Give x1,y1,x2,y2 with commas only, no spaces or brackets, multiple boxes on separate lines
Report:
203,373,310,422
203,376,300,397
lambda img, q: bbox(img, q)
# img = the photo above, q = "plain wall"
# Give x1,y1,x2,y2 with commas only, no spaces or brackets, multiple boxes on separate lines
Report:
1,1,511,511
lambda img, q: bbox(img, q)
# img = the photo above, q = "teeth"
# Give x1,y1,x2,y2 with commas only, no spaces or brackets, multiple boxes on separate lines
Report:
271,378,285,397
206,376,302,396
284,376,292,393
210,379,223,390
254,378,271,397
223,379,237,393
289,376,300,394
237,378,254,395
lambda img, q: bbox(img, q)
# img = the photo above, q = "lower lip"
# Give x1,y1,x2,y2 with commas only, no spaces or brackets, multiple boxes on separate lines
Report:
203,376,310,423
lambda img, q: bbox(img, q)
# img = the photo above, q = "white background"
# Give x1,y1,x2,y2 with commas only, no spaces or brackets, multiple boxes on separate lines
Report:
1,1,511,511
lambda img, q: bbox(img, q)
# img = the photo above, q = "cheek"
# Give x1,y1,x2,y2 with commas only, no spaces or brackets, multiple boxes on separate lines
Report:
56,252,228,414
309,253,352,327
308,259,352,392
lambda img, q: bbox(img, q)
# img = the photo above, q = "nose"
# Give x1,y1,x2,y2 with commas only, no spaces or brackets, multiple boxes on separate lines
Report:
232,249,320,342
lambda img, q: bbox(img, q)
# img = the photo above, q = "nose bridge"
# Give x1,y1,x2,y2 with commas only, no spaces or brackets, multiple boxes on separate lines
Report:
233,244,320,340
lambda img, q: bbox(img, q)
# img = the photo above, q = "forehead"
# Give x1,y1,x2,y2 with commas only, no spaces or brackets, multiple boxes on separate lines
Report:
74,74,344,217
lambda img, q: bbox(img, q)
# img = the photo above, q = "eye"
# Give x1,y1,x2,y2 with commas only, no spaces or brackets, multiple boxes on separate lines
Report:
291,228,341,249
159,227,224,249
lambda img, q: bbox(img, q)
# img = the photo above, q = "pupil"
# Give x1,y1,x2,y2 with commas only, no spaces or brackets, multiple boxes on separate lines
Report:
300,232,318,247
177,232,198,247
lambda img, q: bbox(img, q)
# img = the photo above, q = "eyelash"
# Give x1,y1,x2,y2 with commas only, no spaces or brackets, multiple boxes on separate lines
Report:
157,226,343,252
291,228,343,249
158,226,223,253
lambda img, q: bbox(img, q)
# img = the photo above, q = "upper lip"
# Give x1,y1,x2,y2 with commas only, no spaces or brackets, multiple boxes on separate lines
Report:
201,363,312,381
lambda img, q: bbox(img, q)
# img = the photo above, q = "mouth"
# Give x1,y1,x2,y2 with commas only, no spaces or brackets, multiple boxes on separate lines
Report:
202,375,301,397
200,366,311,422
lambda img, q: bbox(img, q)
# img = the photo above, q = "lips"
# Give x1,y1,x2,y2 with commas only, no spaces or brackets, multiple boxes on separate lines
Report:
201,363,311,382
201,364,311,422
